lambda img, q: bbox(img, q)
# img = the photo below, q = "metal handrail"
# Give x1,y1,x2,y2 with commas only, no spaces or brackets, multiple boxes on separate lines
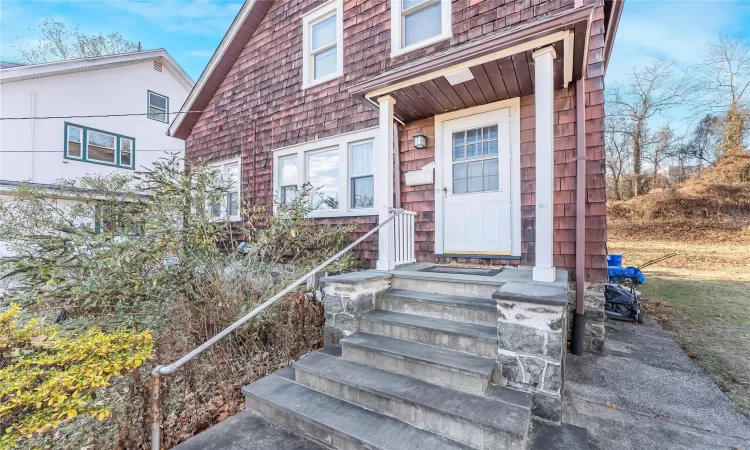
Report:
150,209,406,450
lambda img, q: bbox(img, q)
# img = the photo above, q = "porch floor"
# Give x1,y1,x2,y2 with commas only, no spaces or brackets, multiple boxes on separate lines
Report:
391,263,569,290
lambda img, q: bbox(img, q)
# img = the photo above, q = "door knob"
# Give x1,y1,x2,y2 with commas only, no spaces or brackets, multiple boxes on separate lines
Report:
443,187,448,198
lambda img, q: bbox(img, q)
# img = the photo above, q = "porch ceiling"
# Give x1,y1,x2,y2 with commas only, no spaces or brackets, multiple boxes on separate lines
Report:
350,5,592,123
386,40,565,123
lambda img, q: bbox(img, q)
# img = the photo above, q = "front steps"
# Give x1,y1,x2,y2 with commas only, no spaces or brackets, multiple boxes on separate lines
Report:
176,267,589,450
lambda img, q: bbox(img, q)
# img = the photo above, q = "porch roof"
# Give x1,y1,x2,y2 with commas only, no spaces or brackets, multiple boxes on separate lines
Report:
349,5,594,123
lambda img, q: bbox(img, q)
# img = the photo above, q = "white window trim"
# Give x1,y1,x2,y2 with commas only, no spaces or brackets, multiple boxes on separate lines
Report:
390,0,452,58
209,158,242,222
272,128,379,218
301,0,344,90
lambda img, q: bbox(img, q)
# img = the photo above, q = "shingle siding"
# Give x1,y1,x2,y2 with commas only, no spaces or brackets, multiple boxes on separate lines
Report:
184,0,608,281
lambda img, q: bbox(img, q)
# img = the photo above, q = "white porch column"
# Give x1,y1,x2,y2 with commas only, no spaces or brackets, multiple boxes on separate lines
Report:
376,95,396,271
532,46,557,282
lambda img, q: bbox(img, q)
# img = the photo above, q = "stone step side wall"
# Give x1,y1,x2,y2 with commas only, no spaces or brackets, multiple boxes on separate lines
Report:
322,275,391,346
495,299,567,422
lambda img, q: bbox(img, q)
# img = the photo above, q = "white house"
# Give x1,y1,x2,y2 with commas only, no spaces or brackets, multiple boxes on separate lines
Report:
0,49,193,187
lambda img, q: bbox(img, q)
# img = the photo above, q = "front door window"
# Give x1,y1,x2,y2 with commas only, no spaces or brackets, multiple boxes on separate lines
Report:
451,125,499,194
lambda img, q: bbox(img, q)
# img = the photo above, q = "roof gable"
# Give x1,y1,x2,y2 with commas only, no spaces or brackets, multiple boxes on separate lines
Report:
168,0,275,140
0,49,194,90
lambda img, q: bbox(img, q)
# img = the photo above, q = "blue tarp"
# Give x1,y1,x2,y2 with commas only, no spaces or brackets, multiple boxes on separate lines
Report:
608,266,647,284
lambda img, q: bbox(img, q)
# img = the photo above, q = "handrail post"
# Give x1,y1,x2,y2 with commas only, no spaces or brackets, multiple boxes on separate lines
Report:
151,370,162,450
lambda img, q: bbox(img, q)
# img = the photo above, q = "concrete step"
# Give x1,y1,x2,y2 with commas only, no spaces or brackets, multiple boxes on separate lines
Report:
389,270,507,298
529,420,589,450
359,310,497,357
376,289,498,326
171,410,328,450
294,352,530,449
340,332,495,395
242,374,472,450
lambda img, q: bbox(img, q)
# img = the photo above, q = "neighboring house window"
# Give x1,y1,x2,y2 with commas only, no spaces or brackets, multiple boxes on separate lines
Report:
273,128,378,218
279,156,298,204
391,0,452,57
147,91,169,123
66,125,83,158
64,123,135,169
349,141,374,209
209,159,241,221
302,0,343,88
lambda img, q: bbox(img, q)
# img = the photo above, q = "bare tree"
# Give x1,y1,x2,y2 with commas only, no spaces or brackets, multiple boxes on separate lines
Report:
644,125,684,186
608,59,697,195
11,19,140,64
605,116,633,200
678,115,723,167
701,35,750,152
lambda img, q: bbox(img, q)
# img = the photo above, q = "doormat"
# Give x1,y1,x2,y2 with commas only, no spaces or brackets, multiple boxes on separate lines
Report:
418,266,503,276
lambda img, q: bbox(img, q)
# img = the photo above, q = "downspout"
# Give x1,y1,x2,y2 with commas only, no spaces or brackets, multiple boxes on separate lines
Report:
571,77,587,356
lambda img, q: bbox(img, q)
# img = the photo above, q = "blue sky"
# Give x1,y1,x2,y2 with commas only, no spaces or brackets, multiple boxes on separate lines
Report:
1,1,749,92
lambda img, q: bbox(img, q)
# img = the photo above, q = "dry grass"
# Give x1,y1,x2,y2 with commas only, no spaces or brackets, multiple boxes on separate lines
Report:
608,238,750,419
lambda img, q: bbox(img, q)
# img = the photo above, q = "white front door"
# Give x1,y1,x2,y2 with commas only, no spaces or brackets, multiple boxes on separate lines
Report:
441,108,513,255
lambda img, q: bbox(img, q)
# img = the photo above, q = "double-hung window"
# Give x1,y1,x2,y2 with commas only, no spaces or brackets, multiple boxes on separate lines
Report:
349,141,374,209
147,91,169,123
302,0,343,88
391,0,452,56
273,129,378,218
64,123,135,169
209,159,241,221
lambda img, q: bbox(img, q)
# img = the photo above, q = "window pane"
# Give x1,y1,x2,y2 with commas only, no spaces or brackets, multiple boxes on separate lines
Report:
68,142,82,158
313,46,337,79
282,186,297,204
351,176,374,209
149,93,167,110
120,139,133,166
484,159,499,176
468,161,482,177
453,163,467,180
404,2,442,47
484,125,498,139
228,192,239,218
148,106,167,122
453,178,467,194
467,128,480,142
486,139,498,155
307,150,339,210
467,143,480,158
452,131,464,146
403,0,430,11
468,176,483,192
453,145,465,161
88,131,116,163
68,127,81,143
484,175,499,191
211,202,222,218
350,142,373,176
280,156,297,186
311,15,336,51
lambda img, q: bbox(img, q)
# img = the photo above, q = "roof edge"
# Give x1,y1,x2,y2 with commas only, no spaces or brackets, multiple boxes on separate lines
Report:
0,49,194,89
169,0,264,140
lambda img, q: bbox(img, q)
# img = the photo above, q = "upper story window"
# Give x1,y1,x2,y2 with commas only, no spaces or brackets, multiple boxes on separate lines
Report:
147,91,169,123
302,0,343,89
391,0,452,57
273,128,378,218
209,159,241,221
64,123,135,169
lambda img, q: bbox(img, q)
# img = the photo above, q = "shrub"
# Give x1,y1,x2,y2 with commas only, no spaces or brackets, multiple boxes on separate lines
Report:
0,304,153,449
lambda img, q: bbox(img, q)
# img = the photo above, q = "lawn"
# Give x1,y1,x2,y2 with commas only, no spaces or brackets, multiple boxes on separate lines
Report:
607,238,750,419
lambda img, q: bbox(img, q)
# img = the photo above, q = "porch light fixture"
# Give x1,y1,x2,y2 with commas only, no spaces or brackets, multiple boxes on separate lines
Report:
413,128,428,149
